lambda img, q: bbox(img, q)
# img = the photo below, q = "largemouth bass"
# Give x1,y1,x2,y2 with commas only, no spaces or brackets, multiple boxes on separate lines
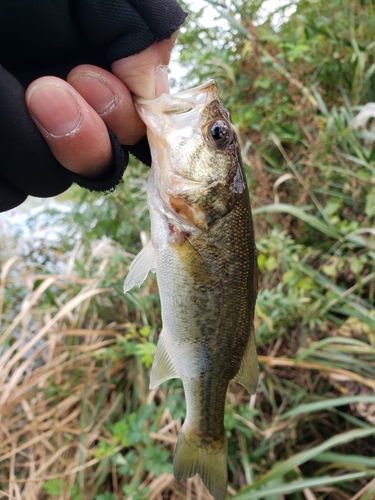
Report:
124,80,258,500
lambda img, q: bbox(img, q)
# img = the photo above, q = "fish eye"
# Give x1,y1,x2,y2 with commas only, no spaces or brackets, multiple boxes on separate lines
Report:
209,120,232,147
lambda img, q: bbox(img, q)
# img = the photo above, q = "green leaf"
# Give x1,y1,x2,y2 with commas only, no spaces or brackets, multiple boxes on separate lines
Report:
42,479,67,495
113,450,137,476
254,77,273,89
141,446,173,476
139,325,151,337
95,493,116,500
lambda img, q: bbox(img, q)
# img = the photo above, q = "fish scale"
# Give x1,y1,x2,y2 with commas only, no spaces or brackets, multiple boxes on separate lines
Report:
124,80,258,500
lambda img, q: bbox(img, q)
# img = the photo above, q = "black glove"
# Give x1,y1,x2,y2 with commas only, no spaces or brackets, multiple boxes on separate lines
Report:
0,0,187,212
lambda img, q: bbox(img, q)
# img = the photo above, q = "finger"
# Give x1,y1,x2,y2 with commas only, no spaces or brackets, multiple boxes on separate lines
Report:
0,66,72,205
25,76,113,178
67,65,146,145
111,32,178,100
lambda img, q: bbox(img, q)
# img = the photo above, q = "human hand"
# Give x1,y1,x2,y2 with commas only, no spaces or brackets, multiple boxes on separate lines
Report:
0,0,186,211
25,33,177,179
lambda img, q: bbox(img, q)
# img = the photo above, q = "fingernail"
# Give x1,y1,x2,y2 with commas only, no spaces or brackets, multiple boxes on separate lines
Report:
155,65,170,97
27,84,81,137
68,72,115,115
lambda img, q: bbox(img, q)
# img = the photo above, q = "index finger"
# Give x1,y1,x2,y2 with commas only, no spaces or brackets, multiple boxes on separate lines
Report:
111,32,178,100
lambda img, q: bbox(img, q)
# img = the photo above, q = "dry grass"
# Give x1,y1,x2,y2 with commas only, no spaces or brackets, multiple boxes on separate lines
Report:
0,242,119,499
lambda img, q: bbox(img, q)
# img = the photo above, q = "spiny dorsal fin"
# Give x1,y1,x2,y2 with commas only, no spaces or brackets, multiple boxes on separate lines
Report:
123,239,157,293
150,329,179,389
233,333,259,394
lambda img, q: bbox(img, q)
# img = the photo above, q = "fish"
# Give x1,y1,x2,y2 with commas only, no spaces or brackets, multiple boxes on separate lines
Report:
124,80,258,500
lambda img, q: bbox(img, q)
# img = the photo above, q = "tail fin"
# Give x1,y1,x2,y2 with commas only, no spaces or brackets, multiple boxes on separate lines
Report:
173,425,228,500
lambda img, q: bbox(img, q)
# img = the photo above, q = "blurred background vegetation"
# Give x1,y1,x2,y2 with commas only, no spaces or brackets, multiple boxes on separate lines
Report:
1,0,375,498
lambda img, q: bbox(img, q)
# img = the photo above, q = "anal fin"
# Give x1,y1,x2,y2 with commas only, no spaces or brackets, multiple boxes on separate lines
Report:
124,239,157,293
150,328,179,389
233,333,259,394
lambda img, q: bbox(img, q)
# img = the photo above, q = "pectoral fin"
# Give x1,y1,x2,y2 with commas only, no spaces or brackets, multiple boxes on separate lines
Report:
123,239,157,293
150,329,179,389
233,333,259,394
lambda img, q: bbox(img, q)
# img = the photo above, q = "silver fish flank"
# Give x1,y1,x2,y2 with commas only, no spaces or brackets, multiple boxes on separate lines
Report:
124,80,258,500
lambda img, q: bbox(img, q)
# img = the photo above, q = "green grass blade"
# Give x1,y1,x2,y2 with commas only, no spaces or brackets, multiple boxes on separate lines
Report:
362,478,375,500
233,472,371,499
253,203,340,239
296,337,375,362
280,396,375,421
314,452,375,468
204,0,250,38
235,427,375,494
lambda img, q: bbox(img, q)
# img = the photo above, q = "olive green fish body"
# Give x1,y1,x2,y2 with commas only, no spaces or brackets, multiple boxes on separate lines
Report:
124,81,258,500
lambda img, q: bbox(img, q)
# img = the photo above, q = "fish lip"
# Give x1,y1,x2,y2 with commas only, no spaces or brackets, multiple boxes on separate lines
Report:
134,80,219,115
168,79,218,101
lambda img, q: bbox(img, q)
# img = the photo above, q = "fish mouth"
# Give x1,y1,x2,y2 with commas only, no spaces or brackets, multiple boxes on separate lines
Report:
134,80,219,115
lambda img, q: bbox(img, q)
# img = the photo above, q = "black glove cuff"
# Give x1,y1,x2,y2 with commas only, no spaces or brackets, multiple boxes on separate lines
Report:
0,173,27,212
